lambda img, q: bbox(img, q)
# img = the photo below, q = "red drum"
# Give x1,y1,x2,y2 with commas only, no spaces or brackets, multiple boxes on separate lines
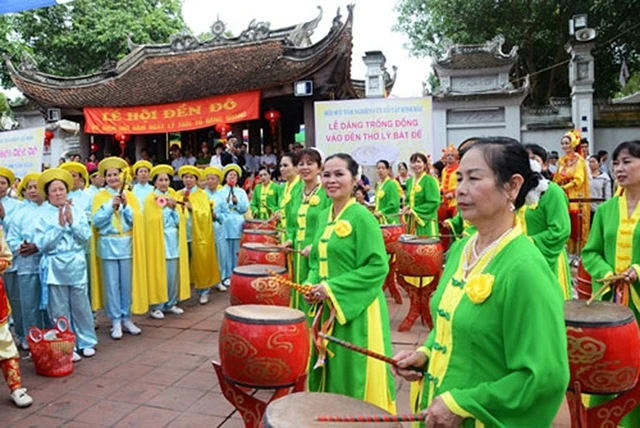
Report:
576,260,592,300
238,243,286,267
263,392,402,427
240,229,279,246
230,264,289,306
243,218,276,231
220,305,310,389
380,224,405,254
437,201,448,223
565,300,640,394
396,236,443,277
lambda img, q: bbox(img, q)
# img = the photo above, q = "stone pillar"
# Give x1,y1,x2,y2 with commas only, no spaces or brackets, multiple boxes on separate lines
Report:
303,99,315,147
566,37,596,151
362,51,386,98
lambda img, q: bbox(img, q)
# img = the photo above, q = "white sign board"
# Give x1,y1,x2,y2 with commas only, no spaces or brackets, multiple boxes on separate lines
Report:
0,127,44,178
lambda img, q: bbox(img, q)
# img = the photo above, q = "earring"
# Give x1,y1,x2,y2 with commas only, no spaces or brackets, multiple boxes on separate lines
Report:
509,201,516,212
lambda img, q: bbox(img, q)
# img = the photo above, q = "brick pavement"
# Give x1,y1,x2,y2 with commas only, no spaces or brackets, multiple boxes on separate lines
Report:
2,290,570,427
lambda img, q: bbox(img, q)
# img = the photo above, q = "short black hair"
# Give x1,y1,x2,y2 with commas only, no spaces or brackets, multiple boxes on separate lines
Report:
296,148,322,167
613,140,640,162
325,153,359,178
524,143,548,163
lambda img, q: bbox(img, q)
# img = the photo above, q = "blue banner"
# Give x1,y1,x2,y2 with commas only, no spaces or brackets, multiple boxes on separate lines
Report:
0,0,72,15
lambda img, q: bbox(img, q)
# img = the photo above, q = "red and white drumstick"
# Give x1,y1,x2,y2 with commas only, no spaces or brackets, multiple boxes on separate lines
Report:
316,413,427,423
267,269,312,294
318,333,424,373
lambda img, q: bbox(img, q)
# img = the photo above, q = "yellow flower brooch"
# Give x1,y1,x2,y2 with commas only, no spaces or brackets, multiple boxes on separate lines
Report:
268,189,275,196
414,185,422,193
334,220,352,238
309,195,320,206
376,190,385,199
464,274,494,304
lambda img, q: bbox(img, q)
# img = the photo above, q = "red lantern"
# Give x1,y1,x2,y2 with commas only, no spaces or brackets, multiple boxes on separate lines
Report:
90,143,99,153
44,130,55,140
114,133,130,156
215,123,231,141
264,109,281,145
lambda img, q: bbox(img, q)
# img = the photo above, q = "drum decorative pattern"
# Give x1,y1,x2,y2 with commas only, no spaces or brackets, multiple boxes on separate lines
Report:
396,239,443,277
220,313,310,388
237,245,286,267
595,398,639,428
240,230,278,246
566,322,640,394
230,273,290,307
380,224,405,254
243,219,276,231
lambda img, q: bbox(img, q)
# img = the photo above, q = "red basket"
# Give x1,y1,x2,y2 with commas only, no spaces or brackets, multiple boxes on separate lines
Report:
27,317,75,377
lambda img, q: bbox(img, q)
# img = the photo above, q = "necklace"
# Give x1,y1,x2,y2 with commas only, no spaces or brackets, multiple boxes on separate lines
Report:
303,184,319,201
463,227,513,274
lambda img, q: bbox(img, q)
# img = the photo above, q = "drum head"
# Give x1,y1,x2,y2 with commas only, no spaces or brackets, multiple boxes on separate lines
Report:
399,235,440,245
242,243,283,252
233,264,287,276
565,300,635,327
264,393,402,428
380,224,403,230
225,305,305,325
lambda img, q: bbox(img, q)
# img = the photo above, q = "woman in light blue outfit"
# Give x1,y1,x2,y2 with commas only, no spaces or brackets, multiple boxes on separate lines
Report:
132,160,154,213
204,166,231,291
145,165,188,319
220,164,248,276
0,167,23,346
34,169,97,361
7,173,46,350
91,157,144,340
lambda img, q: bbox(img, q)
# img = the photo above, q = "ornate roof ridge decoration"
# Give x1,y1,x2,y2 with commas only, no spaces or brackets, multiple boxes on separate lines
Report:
432,75,530,100
435,35,518,70
6,5,358,109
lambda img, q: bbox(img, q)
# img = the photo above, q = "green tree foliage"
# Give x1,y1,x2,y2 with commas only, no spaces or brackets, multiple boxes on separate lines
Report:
0,0,187,88
395,0,640,105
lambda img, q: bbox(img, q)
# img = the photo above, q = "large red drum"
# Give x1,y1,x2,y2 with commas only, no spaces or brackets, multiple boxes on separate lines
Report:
240,229,279,246
220,305,310,389
263,392,402,427
230,264,289,306
396,236,443,277
238,243,286,267
243,218,276,231
576,260,592,300
380,224,405,254
565,300,640,394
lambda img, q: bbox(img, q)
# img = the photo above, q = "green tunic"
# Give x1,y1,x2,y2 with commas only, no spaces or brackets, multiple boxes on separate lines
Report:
416,227,568,427
289,186,331,311
406,173,440,236
304,200,395,413
520,182,572,299
278,176,303,243
374,177,401,224
250,181,280,219
445,210,476,240
582,193,640,427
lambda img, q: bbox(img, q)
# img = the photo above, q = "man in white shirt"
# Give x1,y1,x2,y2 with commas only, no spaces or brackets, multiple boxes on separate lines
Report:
260,144,277,175
209,142,225,167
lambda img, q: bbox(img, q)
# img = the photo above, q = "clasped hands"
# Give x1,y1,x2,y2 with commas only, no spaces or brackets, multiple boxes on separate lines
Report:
58,201,73,227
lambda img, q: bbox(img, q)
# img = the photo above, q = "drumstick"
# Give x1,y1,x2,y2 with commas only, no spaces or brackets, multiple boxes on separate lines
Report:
596,274,627,283
318,333,424,373
316,413,427,423
267,269,312,294
587,283,612,306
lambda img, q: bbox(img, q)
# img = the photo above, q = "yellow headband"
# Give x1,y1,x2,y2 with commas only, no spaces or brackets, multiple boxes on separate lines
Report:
60,161,89,189
203,166,224,181
17,172,41,200
178,165,201,180
150,164,173,180
563,130,581,148
37,168,73,197
98,157,128,177
133,160,153,175
0,166,15,186
223,164,243,179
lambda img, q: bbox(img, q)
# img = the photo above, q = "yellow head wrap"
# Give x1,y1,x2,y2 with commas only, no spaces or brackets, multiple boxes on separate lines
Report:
223,164,243,179
133,160,153,176
60,161,89,189
178,165,201,180
98,157,128,177
203,166,224,181
563,129,582,149
150,165,174,181
17,172,41,200
0,166,15,186
37,168,74,197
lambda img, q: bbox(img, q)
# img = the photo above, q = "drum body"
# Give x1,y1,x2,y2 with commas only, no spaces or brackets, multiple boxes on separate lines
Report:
380,224,405,254
230,264,289,306
244,218,276,231
576,260,592,301
569,209,581,242
238,243,286,267
240,229,279,246
263,392,402,428
220,305,310,389
396,236,443,277
565,300,640,394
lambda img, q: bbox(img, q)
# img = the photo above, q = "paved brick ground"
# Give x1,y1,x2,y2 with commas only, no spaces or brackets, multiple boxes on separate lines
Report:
1,289,570,427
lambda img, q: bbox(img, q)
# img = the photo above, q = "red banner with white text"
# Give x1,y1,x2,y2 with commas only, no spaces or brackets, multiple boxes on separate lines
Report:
84,90,261,134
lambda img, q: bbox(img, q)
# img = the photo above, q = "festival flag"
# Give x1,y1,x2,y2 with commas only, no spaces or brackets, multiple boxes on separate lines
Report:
0,0,73,15
620,57,631,88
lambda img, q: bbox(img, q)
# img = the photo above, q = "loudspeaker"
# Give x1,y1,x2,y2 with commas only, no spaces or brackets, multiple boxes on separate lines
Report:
575,28,596,42
46,108,61,122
